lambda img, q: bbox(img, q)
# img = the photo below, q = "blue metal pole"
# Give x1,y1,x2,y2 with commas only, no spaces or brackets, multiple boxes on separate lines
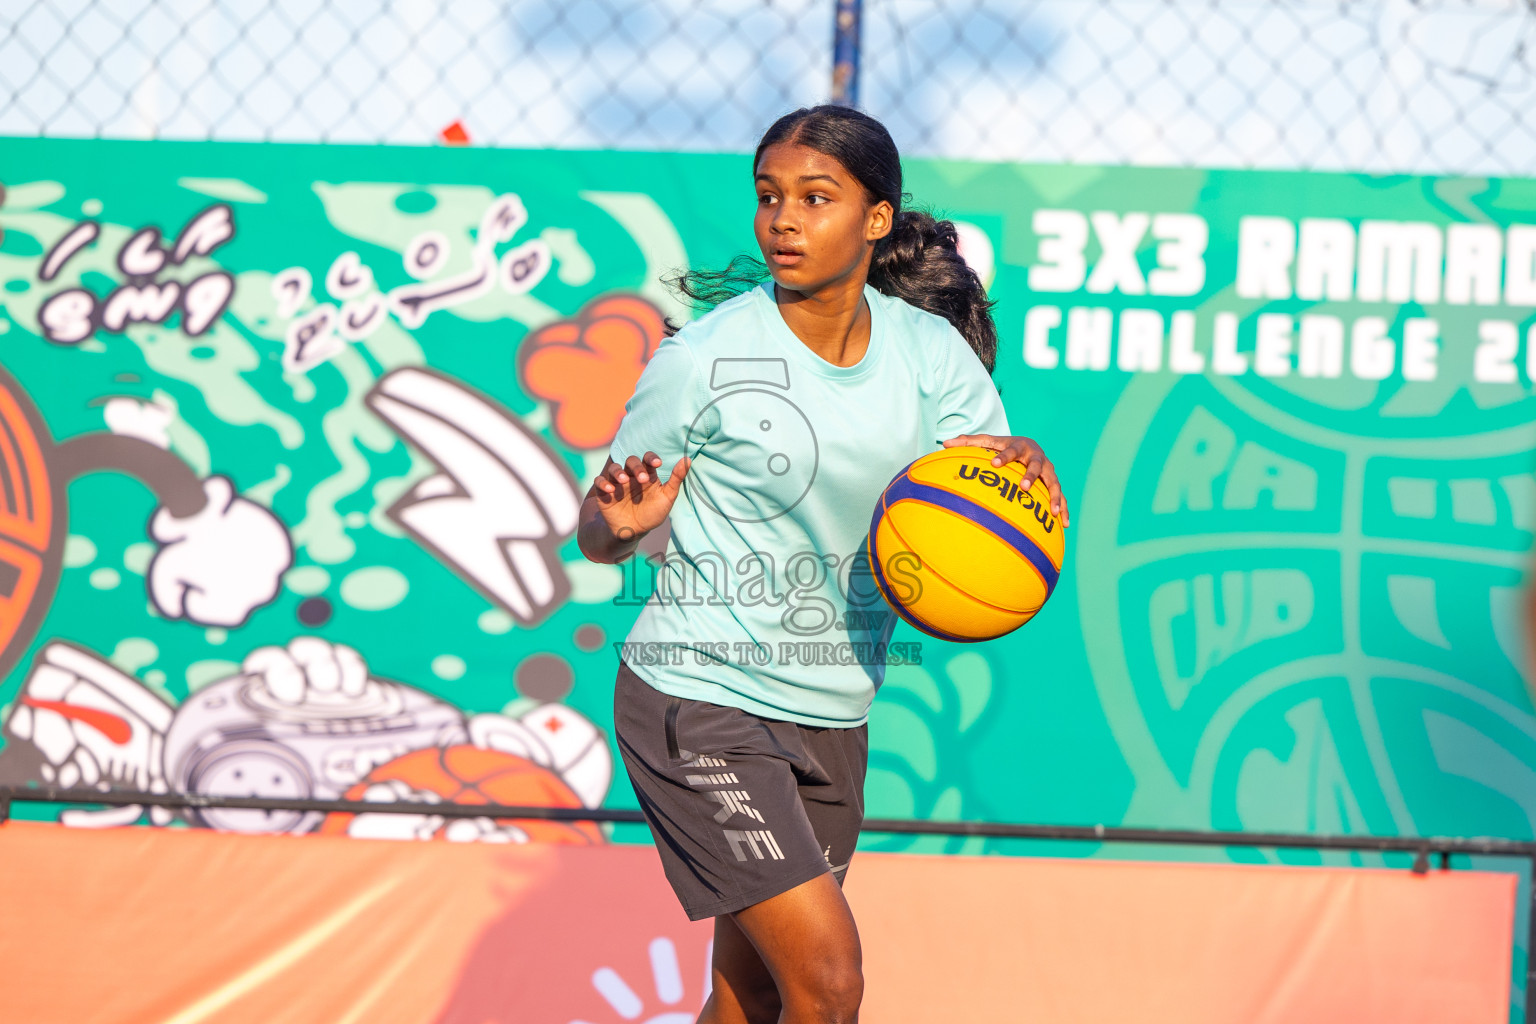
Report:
831,0,862,106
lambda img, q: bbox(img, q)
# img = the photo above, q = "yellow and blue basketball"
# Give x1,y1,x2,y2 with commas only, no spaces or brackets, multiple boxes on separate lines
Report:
865,445,1066,642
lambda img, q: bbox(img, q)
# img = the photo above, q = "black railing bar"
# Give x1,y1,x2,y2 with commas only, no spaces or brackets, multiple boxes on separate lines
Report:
863,818,1536,857
2,786,1531,857
0,786,647,824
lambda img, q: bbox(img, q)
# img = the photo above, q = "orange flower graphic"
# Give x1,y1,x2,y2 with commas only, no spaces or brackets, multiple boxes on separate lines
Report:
517,294,667,450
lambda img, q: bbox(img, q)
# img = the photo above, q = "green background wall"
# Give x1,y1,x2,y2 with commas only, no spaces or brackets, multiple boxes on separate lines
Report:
1,138,1532,1013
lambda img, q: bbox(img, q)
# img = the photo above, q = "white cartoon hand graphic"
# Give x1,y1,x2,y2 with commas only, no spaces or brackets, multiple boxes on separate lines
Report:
148,475,293,627
241,636,369,705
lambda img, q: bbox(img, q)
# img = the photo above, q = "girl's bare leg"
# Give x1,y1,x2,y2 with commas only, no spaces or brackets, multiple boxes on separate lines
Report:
697,872,861,1024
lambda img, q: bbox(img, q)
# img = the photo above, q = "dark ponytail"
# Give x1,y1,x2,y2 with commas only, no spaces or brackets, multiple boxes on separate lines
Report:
869,209,997,374
666,105,998,375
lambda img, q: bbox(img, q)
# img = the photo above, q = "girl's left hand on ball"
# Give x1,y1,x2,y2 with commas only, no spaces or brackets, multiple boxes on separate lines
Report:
942,434,1069,527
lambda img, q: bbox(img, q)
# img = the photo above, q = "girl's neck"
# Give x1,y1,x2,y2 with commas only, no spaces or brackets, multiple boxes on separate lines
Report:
773,276,870,368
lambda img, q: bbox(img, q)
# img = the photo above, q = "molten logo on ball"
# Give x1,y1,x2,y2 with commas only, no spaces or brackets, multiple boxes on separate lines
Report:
868,446,1066,643
956,464,1058,533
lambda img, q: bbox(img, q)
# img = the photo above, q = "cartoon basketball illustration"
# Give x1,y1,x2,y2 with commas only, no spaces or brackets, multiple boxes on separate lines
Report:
319,744,605,845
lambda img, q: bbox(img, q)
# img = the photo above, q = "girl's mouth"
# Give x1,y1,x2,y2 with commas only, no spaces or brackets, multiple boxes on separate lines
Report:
771,249,805,266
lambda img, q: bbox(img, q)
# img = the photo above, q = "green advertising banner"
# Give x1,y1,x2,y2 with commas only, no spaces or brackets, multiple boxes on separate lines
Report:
0,140,1532,957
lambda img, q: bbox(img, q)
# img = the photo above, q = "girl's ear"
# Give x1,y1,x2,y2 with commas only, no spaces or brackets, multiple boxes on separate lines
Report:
866,199,894,242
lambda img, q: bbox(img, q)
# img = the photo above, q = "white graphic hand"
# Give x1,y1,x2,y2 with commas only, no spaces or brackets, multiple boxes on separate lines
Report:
148,475,293,627
241,637,369,705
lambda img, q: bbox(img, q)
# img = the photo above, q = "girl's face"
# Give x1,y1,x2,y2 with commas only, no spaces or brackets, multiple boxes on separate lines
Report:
753,141,893,297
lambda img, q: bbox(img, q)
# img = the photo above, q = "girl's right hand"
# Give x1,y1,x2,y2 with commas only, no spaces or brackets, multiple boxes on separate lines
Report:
592,452,692,541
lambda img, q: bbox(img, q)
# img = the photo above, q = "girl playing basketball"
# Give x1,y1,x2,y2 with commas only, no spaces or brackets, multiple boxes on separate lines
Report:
577,105,1066,1024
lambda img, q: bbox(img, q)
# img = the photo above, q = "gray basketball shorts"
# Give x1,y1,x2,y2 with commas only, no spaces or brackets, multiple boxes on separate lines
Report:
613,659,869,922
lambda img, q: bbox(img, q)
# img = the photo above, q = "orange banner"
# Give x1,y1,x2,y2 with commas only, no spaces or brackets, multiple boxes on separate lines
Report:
846,851,1518,1023
0,820,1516,1023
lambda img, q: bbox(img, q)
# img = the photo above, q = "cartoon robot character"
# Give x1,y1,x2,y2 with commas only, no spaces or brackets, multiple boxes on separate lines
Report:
0,637,612,839
162,643,469,834
0,362,291,681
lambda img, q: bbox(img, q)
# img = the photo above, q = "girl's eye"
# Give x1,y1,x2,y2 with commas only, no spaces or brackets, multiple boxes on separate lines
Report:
806,195,828,205
758,193,777,205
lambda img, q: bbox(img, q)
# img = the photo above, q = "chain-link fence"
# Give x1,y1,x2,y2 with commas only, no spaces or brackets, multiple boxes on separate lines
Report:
3,0,1536,174
0,0,831,151
865,0,1536,175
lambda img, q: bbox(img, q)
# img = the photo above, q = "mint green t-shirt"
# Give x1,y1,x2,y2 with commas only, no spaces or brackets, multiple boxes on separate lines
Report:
608,282,1010,727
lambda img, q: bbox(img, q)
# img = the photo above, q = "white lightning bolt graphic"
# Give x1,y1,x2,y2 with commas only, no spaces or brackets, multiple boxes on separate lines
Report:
366,368,580,625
